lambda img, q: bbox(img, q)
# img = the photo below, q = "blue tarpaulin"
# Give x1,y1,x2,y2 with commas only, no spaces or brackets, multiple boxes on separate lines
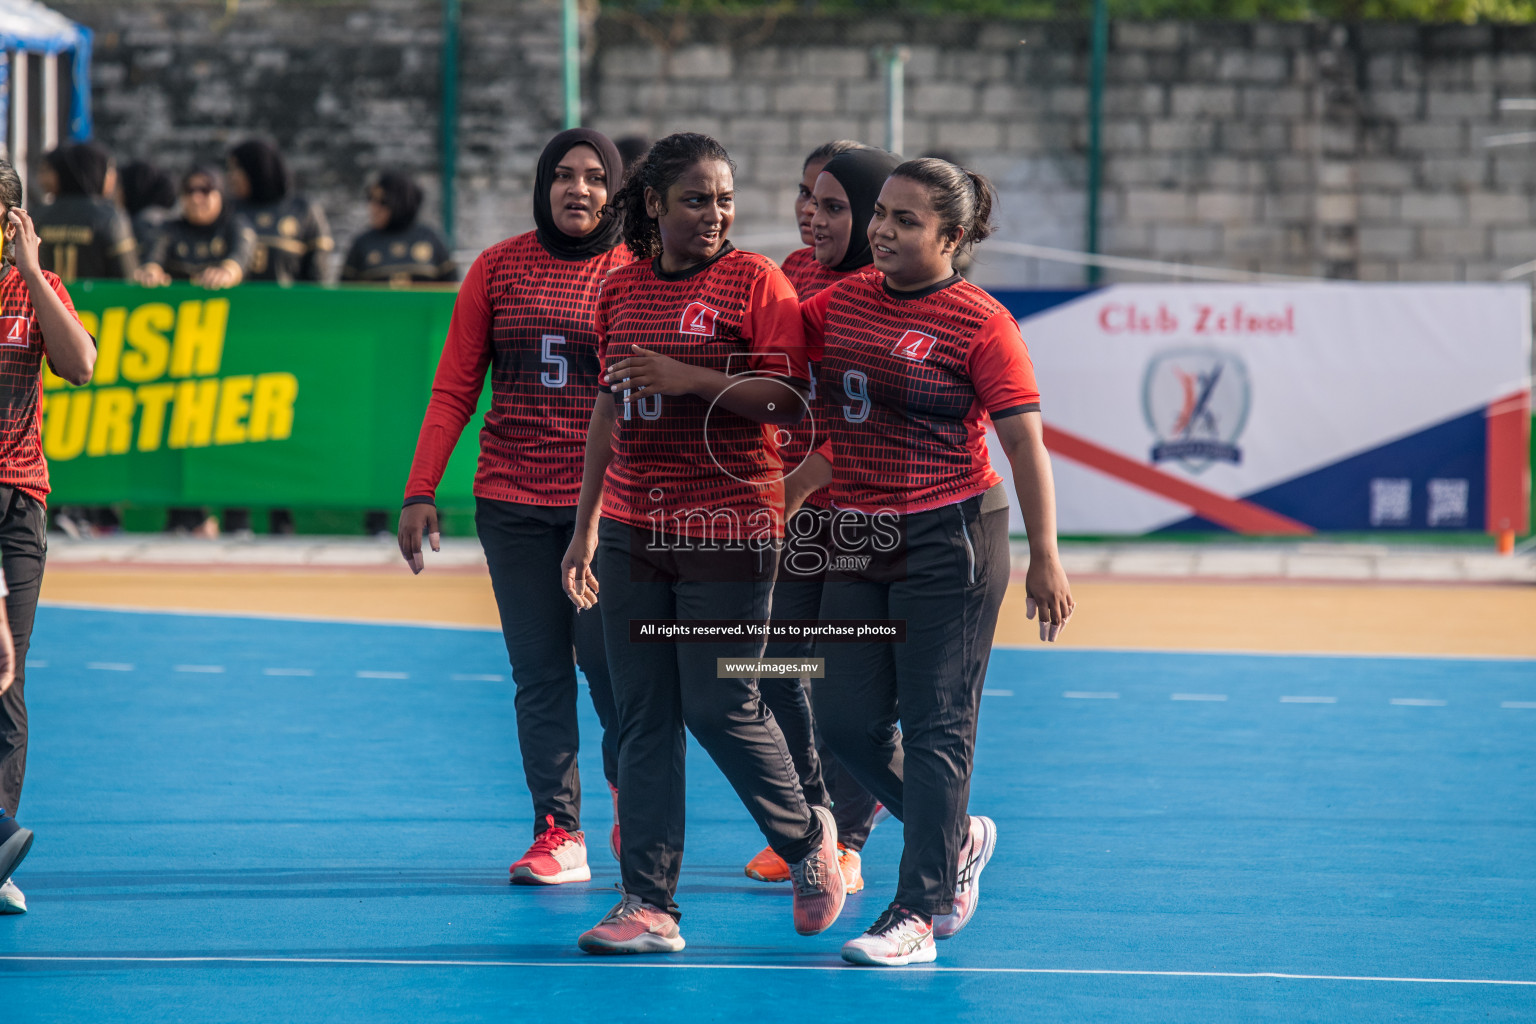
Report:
0,0,93,142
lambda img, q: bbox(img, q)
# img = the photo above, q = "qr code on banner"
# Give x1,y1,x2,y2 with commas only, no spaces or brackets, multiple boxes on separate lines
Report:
1426,478,1469,527
1370,478,1412,526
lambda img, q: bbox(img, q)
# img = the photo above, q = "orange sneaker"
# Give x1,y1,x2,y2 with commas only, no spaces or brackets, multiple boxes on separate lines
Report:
509,815,591,886
744,844,791,883
838,844,864,894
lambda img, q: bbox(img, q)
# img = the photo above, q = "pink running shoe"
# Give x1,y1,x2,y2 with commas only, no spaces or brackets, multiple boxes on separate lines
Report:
933,814,996,939
789,805,845,935
578,891,685,955
608,782,621,862
509,815,592,886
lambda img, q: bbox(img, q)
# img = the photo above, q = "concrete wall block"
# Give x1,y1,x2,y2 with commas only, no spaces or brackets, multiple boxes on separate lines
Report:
1367,54,1398,86
1194,191,1259,222
1103,85,1166,117
1365,88,1424,119
605,46,663,79
1399,192,1466,223
1358,261,1399,281
1048,85,1089,117
1262,192,1313,222
796,47,873,79
1125,188,1195,222
1242,86,1309,118
1171,85,1239,117
1219,121,1290,154
1151,223,1222,255
1420,227,1489,258
980,84,1022,117
670,44,732,79
911,81,977,116
936,119,1004,151
1115,22,1183,50
1397,262,1463,282
775,81,839,116
1467,191,1531,223
1219,50,1287,83
1495,53,1536,85
1492,227,1536,258
1426,90,1494,119
1315,193,1358,224
1104,155,1179,187
1356,158,1416,189
1395,122,1465,152
726,116,792,149
1149,120,1216,152
1318,161,1357,190
1358,226,1416,258
795,117,864,148
1103,119,1148,151
1419,156,1490,189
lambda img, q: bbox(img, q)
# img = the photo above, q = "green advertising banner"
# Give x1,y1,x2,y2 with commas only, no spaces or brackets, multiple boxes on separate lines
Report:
48,282,485,510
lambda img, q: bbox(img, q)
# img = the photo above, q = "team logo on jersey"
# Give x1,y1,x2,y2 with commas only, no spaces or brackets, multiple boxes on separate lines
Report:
891,330,938,362
0,316,30,348
680,302,720,337
1142,347,1249,473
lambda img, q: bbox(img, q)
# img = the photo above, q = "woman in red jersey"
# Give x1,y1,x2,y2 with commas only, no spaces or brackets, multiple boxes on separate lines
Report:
803,158,1074,967
560,132,845,955
0,160,96,915
744,147,901,894
399,129,628,888
780,140,866,301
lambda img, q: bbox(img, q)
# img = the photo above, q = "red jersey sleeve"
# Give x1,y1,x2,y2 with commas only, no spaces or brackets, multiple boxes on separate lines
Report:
968,310,1040,419
799,283,831,361
404,254,494,502
40,272,86,375
740,267,808,385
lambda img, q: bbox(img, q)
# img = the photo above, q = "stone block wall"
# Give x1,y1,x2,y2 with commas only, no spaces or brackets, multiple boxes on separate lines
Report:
48,2,1536,286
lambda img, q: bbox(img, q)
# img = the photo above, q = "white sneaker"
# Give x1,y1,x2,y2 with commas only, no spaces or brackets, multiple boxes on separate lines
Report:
933,814,996,939
509,815,592,886
0,878,26,914
841,904,936,966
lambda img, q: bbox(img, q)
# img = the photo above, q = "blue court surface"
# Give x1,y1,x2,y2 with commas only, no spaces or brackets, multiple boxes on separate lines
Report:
2,606,1534,1022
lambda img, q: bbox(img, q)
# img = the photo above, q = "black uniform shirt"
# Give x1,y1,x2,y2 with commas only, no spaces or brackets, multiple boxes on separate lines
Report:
237,195,333,283
34,195,138,282
342,224,457,285
145,214,257,281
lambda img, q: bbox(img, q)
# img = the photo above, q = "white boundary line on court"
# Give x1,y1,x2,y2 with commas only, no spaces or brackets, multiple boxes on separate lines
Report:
0,955,1531,986
38,600,501,633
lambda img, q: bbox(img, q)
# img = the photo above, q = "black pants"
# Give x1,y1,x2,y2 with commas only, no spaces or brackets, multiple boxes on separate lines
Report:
814,485,1010,917
477,498,619,837
595,517,820,918
763,506,881,851
0,487,46,818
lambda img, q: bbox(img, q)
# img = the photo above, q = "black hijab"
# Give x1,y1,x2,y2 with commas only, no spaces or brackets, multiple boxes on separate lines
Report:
820,148,902,273
46,142,111,197
533,128,624,261
227,139,291,204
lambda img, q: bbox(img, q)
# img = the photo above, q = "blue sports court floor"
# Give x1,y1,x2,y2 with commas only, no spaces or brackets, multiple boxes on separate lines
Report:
2,606,1533,1022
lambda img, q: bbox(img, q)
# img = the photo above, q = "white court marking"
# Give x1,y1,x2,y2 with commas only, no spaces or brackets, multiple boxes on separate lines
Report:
85,662,134,672
1171,693,1227,702
1501,701,1536,709
0,955,1532,986
175,665,225,674
1064,691,1120,700
452,673,504,682
263,668,315,677
1391,698,1447,707
29,660,47,668
1281,696,1337,704
356,671,410,680
982,689,1014,697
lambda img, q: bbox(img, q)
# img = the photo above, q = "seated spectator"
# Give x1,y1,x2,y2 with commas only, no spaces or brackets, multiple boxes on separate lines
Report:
135,165,255,289
226,139,332,284
118,160,178,263
341,170,456,285
33,142,138,283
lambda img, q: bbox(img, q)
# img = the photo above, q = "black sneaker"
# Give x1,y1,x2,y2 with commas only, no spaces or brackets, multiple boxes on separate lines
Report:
0,809,33,885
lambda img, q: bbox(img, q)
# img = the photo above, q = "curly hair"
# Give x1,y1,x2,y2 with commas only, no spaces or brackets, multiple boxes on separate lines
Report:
0,159,21,267
611,132,735,261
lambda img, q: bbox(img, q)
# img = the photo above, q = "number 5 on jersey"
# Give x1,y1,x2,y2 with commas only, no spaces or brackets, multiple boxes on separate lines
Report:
540,334,568,388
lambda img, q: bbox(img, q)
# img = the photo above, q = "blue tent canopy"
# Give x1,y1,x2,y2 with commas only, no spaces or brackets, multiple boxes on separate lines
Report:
0,0,93,145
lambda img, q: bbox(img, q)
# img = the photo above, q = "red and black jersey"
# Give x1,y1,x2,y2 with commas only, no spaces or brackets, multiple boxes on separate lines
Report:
596,243,808,540
0,267,83,501
781,246,855,303
802,273,1040,514
405,231,634,507
776,249,880,508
